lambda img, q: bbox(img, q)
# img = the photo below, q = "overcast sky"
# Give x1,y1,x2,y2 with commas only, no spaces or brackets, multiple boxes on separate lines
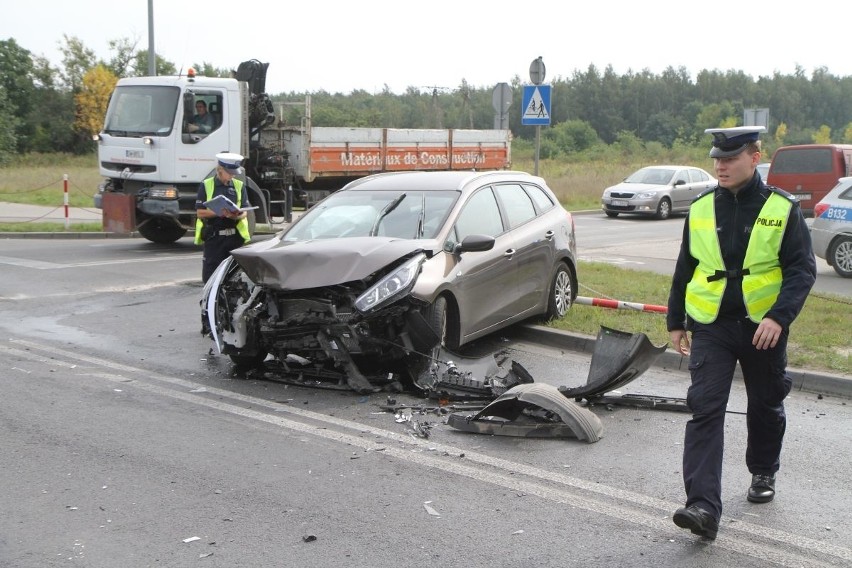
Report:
4,1,850,96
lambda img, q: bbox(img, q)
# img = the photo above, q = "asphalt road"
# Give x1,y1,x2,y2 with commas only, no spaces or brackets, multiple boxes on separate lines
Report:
0,236,850,567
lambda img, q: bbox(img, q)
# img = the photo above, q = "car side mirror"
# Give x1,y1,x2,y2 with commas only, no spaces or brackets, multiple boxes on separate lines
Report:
452,234,495,255
674,179,686,186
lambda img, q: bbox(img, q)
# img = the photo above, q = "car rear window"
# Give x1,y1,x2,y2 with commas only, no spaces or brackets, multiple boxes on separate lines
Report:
524,184,555,212
773,148,834,174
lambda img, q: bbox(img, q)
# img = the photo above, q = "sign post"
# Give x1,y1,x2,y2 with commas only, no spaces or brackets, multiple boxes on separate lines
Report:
523,57,550,175
492,82,512,130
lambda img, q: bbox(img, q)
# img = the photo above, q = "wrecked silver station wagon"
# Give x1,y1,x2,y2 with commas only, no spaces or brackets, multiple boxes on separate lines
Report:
202,170,579,393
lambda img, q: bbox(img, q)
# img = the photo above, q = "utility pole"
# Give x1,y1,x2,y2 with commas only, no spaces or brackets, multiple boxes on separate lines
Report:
147,0,156,76
422,86,448,129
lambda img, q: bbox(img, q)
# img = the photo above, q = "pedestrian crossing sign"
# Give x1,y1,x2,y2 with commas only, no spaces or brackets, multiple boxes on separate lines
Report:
522,85,551,125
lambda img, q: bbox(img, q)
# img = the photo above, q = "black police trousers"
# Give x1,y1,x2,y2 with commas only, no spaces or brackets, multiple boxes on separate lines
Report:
201,233,244,283
682,317,793,521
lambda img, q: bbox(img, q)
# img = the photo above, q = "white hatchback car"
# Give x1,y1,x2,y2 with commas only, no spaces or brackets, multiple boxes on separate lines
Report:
601,165,716,220
811,176,852,278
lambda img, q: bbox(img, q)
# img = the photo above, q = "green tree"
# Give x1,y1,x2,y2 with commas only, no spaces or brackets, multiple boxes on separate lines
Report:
28,56,78,153
59,34,97,92
192,61,233,79
130,50,176,77
104,37,140,77
0,85,18,165
545,119,602,154
641,112,688,147
0,38,36,151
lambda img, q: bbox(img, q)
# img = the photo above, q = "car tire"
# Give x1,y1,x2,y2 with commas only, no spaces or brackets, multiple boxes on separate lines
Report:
655,198,672,220
408,295,457,390
422,295,459,351
545,263,574,320
605,211,619,218
828,236,852,278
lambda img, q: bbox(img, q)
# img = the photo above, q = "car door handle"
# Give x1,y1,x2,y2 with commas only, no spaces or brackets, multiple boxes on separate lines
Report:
504,249,515,258
544,230,554,240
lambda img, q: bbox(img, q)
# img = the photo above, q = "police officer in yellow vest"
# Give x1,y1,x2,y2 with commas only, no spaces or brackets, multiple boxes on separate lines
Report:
667,126,816,540
195,152,251,283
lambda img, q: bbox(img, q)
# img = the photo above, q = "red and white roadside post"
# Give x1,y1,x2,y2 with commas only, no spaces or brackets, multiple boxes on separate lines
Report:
574,296,668,314
63,174,70,230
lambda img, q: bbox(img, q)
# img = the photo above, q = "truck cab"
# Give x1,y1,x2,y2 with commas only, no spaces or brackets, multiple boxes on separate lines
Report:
94,72,256,242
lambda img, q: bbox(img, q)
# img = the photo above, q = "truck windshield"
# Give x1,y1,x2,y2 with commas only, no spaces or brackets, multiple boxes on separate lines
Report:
103,86,180,137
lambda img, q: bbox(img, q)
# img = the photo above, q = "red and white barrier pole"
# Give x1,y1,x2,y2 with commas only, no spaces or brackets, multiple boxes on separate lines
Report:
63,174,70,230
575,296,668,314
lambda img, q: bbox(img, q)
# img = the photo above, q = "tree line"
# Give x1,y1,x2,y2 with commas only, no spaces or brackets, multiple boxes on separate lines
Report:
3,35,852,167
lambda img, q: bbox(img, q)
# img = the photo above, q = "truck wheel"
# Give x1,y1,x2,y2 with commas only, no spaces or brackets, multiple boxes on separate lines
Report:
829,236,852,278
137,219,187,243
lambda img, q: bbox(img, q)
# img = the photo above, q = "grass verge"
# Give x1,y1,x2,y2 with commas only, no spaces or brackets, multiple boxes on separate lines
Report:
0,222,103,233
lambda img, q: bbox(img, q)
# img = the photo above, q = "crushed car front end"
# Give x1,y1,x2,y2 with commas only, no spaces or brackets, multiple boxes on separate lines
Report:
202,237,443,393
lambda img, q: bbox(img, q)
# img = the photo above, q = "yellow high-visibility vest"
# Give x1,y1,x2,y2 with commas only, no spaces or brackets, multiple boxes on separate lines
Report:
194,177,250,245
685,192,792,323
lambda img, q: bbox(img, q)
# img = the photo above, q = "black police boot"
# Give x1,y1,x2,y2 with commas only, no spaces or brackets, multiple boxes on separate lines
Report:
673,505,718,540
747,473,776,503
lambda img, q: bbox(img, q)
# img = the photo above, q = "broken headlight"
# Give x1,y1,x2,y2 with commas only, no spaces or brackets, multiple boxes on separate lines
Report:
355,253,425,313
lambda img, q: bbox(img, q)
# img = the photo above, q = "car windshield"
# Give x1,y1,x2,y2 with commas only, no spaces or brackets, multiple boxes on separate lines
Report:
626,168,675,185
283,189,459,241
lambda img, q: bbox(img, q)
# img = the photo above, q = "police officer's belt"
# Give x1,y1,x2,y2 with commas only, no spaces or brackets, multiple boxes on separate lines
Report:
707,268,750,282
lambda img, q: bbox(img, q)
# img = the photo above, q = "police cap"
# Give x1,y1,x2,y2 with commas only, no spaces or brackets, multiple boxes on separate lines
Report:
215,152,244,172
705,126,766,158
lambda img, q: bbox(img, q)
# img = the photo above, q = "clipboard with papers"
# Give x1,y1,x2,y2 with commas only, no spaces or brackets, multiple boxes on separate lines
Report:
203,194,258,216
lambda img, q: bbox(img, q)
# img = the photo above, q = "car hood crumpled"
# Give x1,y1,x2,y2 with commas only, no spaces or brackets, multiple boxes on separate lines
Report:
230,236,440,290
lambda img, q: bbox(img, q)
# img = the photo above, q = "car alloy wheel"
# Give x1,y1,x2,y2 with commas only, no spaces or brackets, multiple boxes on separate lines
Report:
655,197,672,220
829,236,852,278
546,264,574,320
